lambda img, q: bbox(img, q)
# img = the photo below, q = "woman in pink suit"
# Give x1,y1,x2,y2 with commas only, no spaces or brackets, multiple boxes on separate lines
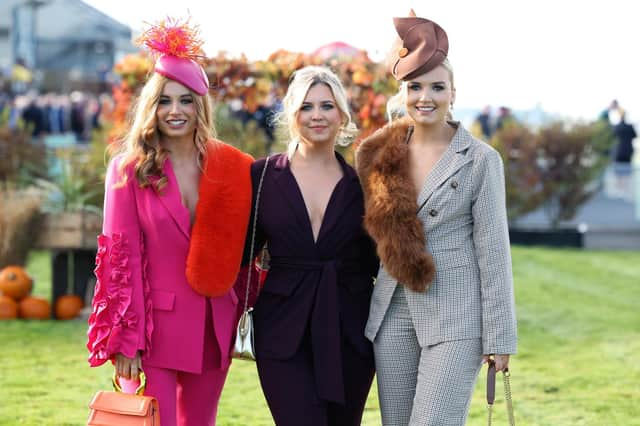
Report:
86,18,253,426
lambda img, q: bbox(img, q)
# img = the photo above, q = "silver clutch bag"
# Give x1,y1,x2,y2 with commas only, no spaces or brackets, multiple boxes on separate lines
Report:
231,308,255,360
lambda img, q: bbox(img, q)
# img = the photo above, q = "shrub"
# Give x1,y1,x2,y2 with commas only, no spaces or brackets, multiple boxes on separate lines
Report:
0,115,47,184
491,119,616,228
536,120,615,227
490,122,545,221
0,185,42,268
35,146,104,215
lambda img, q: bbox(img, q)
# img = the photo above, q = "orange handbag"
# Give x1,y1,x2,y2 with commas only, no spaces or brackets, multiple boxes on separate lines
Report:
87,372,159,426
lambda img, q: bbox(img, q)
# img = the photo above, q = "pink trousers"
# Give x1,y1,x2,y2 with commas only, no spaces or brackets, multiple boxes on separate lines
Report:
142,303,230,426
143,363,229,426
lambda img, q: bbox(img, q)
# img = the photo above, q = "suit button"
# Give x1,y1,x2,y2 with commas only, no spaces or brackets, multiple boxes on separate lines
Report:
451,180,459,189
429,209,438,217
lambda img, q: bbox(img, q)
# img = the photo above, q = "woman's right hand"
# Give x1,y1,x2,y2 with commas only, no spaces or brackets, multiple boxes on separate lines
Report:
114,351,141,380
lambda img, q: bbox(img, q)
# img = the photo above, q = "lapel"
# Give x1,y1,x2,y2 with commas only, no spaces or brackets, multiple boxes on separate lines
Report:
416,123,473,213
314,152,359,244
152,158,191,240
272,151,358,247
272,153,315,244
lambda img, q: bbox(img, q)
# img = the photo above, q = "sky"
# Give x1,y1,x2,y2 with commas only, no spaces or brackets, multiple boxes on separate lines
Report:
84,0,640,122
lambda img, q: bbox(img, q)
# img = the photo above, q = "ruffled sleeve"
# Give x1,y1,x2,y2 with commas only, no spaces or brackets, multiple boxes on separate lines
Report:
87,157,149,367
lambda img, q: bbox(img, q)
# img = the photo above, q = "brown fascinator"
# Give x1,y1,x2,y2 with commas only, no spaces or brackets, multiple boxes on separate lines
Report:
391,9,449,81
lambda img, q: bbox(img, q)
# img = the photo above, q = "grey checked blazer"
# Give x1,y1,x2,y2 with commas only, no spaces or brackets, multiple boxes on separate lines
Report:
365,125,518,355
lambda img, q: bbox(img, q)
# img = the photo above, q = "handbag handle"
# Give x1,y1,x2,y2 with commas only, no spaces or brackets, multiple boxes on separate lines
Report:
242,156,270,313
112,371,146,395
487,359,515,426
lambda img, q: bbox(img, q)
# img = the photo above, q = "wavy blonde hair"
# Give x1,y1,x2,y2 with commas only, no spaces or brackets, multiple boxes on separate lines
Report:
272,65,358,154
110,73,215,190
386,58,455,122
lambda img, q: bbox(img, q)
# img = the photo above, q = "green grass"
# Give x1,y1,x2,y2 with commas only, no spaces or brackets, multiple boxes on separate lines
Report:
1,247,639,425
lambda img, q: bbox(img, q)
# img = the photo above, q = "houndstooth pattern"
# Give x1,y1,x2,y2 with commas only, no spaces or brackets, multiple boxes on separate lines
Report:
374,286,483,425
365,125,517,357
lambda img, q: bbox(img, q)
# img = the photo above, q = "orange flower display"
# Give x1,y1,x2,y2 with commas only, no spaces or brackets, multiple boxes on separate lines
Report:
107,54,153,143
107,43,398,143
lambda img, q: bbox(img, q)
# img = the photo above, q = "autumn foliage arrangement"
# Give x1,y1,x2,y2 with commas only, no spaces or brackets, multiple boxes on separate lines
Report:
107,43,399,150
107,54,153,143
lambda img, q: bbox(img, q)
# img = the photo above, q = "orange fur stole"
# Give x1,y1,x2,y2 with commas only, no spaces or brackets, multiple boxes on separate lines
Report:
186,140,253,297
356,118,435,292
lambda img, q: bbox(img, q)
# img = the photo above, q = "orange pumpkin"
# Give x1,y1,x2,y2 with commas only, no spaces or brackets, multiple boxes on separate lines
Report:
55,295,84,320
18,296,51,320
0,265,33,301
0,294,18,319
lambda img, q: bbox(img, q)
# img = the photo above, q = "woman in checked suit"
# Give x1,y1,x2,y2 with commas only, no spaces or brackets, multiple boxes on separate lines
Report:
356,10,517,425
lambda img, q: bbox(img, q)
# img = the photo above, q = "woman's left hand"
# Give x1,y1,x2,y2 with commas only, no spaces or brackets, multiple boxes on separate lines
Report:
482,354,510,372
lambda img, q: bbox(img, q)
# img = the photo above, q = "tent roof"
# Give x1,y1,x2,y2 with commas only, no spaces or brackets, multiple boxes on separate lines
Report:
311,41,362,60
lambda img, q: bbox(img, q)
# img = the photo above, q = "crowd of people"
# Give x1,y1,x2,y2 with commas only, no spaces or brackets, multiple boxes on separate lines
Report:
0,90,112,142
469,98,638,203
470,105,517,140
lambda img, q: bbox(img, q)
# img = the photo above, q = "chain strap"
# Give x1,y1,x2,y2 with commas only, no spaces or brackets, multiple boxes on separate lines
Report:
487,360,515,426
242,157,270,313
503,369,515,426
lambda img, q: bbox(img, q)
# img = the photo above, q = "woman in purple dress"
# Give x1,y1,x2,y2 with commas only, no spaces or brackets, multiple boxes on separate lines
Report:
243,66,378,426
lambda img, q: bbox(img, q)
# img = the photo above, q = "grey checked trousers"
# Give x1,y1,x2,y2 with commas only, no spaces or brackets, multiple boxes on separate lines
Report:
373,285,483,425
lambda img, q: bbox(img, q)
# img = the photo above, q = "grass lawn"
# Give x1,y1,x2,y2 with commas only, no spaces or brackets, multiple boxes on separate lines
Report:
1,246,639,425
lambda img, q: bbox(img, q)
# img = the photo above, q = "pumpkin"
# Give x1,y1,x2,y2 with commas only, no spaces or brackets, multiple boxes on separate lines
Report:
55,295,84,320
0,265,33,301
0,294,18,319
18,296,51,320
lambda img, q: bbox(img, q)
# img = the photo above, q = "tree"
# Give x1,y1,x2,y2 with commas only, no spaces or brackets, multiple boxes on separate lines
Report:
536,121,615,228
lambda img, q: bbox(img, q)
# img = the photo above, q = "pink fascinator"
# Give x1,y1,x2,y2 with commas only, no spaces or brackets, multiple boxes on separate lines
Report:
137,17,210,95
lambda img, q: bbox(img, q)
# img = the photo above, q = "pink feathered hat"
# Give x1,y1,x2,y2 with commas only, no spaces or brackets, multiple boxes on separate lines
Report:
137,17,210,96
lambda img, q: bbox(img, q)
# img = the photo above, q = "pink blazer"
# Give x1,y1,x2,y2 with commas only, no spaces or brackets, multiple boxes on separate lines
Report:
87,155,238,373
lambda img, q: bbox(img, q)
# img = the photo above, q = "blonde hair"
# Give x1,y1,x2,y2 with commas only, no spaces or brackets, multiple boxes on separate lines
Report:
110,73,215,190
273,65,358,152
386,58,455,122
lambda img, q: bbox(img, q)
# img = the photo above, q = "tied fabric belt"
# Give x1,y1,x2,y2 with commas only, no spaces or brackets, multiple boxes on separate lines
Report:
269,256,359,405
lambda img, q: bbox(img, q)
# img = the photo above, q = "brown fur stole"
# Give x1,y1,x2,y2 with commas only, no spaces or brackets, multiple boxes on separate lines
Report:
356,117,435,292
186,140,253,297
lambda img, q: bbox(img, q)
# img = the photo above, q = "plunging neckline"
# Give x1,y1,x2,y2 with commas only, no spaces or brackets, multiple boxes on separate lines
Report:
406,125,456,201
165,157,196,228
287,156,345,245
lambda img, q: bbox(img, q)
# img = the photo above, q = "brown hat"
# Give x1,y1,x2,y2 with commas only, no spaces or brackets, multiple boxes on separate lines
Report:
391,10,449,81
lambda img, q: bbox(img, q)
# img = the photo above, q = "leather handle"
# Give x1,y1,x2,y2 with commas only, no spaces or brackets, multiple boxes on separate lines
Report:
487,359,496,405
